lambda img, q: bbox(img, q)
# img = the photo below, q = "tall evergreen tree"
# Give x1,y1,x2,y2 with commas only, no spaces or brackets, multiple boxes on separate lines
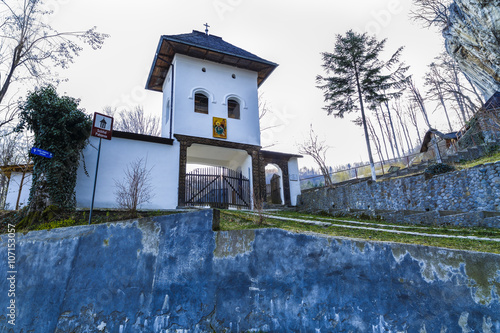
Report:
317,30,404,180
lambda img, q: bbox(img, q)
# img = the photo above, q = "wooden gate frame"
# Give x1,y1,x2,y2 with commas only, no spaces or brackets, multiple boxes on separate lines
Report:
175,134,264,207
175,134,301,208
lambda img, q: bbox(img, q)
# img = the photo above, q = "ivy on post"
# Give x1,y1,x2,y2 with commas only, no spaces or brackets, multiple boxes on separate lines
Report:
17,85,92,212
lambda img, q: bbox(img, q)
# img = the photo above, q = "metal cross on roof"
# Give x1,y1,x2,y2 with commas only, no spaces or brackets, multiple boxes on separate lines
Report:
204,23,210,35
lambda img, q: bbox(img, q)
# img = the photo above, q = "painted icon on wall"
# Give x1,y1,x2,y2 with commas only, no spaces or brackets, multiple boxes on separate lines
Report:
213,117,227,139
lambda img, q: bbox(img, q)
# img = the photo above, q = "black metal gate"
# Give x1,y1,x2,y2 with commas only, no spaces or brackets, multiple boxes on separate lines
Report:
185,166,250,209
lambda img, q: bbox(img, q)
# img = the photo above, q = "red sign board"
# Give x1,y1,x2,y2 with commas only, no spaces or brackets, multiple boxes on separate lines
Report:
91,112,114,140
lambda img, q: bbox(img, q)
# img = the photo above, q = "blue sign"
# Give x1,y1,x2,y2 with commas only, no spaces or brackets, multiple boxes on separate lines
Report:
30,147,53,159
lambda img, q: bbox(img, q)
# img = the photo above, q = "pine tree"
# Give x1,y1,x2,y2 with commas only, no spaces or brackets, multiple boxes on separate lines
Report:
317,30,404,180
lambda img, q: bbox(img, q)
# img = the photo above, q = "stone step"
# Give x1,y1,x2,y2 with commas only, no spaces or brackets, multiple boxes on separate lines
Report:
483,211,500,218
316,208,500,229
482,216,500,228
437,211,484,227
438,210,466,217
403,211,439,225
372,210,400,222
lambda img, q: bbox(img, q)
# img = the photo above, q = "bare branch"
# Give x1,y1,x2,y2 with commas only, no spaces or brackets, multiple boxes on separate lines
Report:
114,158,154,216
0,0,108,129
297,125,333,186
112,105,161,137
410,0,452,30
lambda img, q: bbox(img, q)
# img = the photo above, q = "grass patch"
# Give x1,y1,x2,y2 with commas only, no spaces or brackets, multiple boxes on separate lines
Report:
4,207,500,254
1,208,178,234
219,210,500,254
455,149,500,169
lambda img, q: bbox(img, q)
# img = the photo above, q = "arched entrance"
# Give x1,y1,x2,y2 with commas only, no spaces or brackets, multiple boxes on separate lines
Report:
265,164,284,205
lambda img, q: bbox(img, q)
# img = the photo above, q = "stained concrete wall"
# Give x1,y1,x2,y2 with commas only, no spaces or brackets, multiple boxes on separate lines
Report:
1,210,500,332
300,160,500,213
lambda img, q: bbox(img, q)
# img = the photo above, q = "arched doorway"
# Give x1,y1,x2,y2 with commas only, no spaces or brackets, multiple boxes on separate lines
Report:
265,164,284,205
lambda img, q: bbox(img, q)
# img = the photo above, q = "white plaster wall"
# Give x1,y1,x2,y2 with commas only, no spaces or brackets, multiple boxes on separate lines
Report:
288,158,301,206
75,136,180,210
240,154,253,182
4,173,32,210
168,54,260,145
187,144,249,169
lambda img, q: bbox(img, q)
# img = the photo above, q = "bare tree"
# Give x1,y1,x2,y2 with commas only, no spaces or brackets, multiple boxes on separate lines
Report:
0,0,108,129
407,79,432,129
410,0,451,30
393,98,414,153
114,158,154,216
405,100,423,146
379,104,397,159
103,105,161,136
425,62,454,132
297,125,333,187
371,104,391,161
424,53,483,127
0,129,32,209
370,56,410,161
367,118,384,163
439,53,482,122
0,131,18,207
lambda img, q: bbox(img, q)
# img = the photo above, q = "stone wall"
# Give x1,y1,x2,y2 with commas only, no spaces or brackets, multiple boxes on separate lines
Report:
2,210,500,332
300,161,500,213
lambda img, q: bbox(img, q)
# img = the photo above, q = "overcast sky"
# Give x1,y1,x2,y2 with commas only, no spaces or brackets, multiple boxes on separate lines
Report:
48,0,446,169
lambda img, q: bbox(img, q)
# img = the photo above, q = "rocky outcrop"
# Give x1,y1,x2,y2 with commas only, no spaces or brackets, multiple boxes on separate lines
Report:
444,0,500,100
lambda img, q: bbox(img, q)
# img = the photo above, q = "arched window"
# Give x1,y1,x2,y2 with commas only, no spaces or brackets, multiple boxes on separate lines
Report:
194,93,209,114
227,98,240,119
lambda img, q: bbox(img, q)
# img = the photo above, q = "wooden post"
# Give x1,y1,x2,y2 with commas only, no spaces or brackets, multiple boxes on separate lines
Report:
15,170,26,210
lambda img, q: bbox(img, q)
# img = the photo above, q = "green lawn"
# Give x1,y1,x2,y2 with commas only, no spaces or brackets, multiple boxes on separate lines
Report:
219,210,500,254
3,207,499,253
456,150,500,169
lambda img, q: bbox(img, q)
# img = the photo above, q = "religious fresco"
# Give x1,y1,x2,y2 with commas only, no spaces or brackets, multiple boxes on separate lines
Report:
213,117,227,139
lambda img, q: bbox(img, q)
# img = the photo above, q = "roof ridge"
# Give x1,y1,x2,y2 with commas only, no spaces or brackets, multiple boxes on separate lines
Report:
146,31,278,91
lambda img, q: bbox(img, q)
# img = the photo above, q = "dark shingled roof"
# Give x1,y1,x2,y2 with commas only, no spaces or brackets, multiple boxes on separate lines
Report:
146,30,278,92
165,31,273,64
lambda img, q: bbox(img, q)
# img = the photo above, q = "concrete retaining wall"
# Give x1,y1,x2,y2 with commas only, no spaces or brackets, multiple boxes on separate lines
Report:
2,210,500,332
300,161,500,213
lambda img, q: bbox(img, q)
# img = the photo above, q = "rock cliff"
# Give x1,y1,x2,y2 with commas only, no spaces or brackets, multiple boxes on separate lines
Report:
444,0,500,100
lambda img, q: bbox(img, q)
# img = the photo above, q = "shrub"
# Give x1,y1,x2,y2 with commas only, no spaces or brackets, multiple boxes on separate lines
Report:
114,158,154,217
17,85,92,211
424,163,456,175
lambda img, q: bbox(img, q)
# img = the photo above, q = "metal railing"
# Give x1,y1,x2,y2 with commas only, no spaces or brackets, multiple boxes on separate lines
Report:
300,150,438,190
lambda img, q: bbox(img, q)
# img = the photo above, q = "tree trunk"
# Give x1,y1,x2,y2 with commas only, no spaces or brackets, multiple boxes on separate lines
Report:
438,94,453,132
380,105,396,159
394,101,412,153
384,101,401,160
354,66,376,181
368,119,384,163
374,108,390,161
